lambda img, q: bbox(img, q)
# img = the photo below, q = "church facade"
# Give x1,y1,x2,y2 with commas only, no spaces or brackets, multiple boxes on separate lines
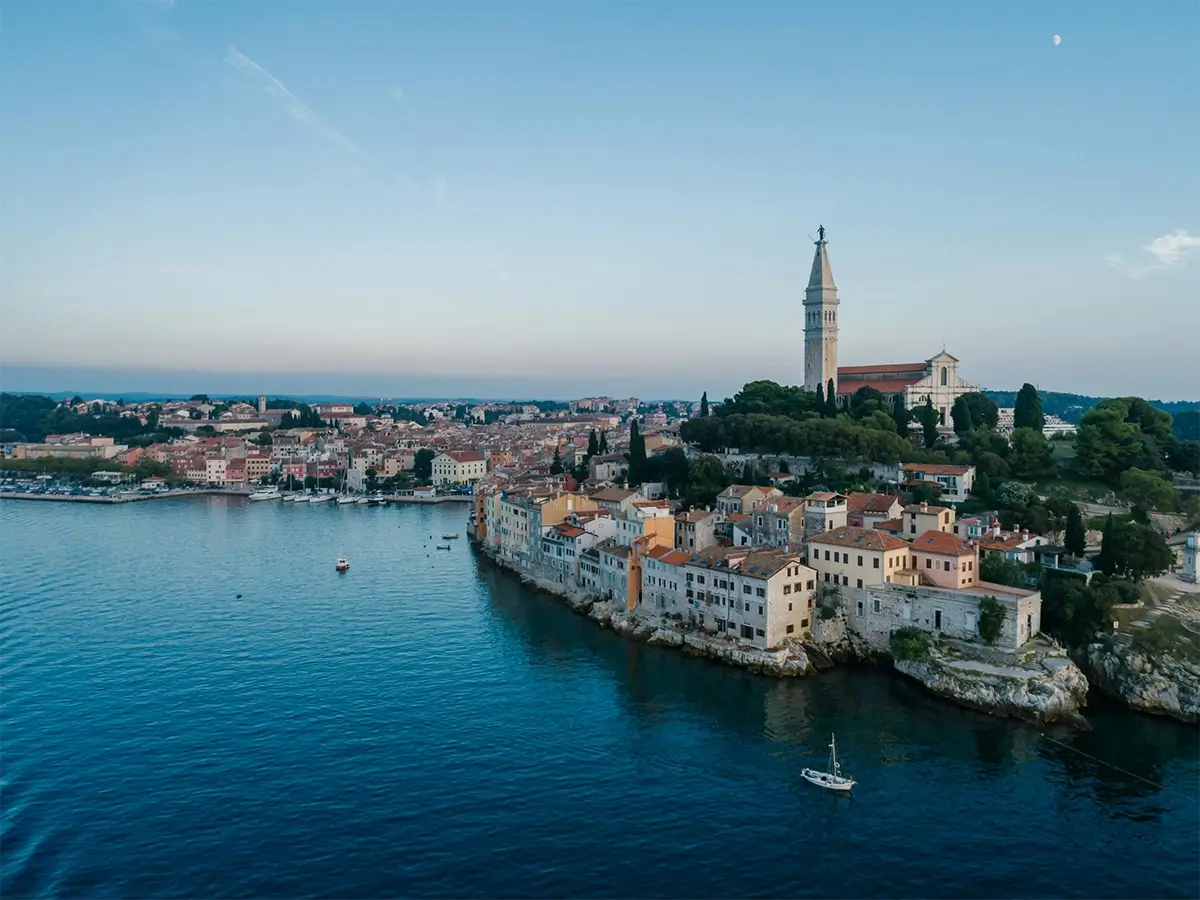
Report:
802,229,979,428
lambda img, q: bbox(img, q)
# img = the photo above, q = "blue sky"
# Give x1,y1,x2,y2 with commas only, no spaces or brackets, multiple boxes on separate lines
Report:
1,1,1197,400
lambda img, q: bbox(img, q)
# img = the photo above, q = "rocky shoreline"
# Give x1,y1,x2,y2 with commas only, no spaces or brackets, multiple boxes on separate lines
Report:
1074,635,1200,724
478,546,1092,727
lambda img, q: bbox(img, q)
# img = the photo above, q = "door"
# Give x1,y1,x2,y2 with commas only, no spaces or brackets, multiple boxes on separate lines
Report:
934,609,943,631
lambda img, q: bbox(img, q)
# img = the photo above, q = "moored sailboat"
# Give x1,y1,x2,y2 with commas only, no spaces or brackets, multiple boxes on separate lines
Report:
801,734,855,791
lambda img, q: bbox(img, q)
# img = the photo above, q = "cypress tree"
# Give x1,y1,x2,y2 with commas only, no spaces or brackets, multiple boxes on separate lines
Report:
1013,383,1045,432
1065,503,1086,558
1096,513,1116,576
550,446,564,475
816,383,826,415
628,420,646,485
921,396,939,449
598,431,608,454
973,470,991,501
587,429,599,457
826,379,839,417
700,392,709,417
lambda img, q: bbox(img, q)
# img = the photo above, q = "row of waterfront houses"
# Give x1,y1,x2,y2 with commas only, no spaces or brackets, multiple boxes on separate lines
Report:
471,473,1046,654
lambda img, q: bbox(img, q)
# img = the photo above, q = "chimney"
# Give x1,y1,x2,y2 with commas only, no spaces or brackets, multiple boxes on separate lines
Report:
1022,531,1030,542
993,525,1001,538
920,502,928,512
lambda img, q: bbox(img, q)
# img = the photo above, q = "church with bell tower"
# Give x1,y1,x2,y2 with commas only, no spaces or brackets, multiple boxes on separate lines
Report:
801,224,980,428
803,225,839,395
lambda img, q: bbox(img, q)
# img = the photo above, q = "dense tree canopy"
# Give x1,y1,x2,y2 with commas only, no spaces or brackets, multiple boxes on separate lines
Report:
1074,397,1175,483
1013,384,1045,432
680,411,912,463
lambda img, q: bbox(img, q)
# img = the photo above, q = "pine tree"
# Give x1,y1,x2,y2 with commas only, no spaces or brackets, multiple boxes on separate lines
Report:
700,392,709,417
1013,383,1045,432
587,429,599,457
816,383,826,415
1064,503,1086,558
550,446,564,475
826,379,839,417
1096,513,1116,576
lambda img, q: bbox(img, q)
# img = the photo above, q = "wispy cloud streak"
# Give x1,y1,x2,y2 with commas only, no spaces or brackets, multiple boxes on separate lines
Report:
224,45,361,155
1106,230,1200,280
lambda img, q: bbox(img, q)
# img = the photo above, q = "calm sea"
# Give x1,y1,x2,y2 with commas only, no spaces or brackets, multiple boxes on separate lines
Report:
1,498,1197,899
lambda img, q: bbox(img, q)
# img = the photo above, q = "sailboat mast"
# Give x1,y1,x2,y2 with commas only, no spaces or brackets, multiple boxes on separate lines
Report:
830,734,838,775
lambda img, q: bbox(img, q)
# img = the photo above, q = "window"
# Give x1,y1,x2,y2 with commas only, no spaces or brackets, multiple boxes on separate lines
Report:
874,558,880,569
786,624,795,634
686,572,694,582
856,600,864,617
824,573,830,583
807,580,814,590
801,618,809,628
744,602,750,612
940,366,948,386
873,598,881,613
943,561,951,572
925,558,932,569
755,628,765,637
842,575,849,586
758,605,763,615
686,589,694,599
824,550,830,561
934,609,943,631
743,584,751,594
698,575,705,585
856,578,863,588
788,602,793,611
784,584,792,595
756,587,765,597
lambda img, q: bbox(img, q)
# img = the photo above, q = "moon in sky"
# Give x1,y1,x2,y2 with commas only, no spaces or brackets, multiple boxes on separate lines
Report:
1052,34,1061,46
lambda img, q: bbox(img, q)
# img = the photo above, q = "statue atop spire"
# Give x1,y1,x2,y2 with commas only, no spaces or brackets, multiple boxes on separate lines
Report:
817,224,826,243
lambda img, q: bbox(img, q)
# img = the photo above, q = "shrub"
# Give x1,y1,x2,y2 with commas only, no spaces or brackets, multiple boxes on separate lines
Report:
890,627,932,661
978,596,1007,644
816,584,842,620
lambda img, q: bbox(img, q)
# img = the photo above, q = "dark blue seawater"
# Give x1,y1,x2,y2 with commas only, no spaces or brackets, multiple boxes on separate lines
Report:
1,498,1197,899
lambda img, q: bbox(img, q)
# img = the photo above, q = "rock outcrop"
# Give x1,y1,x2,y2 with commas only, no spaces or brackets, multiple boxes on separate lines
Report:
1077,635,1200,724
892,649,1091,728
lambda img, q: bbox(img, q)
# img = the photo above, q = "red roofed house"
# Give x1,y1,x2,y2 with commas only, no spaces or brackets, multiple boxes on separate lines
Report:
431,451,487,485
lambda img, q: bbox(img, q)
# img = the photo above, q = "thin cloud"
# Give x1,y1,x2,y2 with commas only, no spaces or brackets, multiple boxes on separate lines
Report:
224,45,361,155
1107,230,1200,279
396,173,452,211
391,86,406,104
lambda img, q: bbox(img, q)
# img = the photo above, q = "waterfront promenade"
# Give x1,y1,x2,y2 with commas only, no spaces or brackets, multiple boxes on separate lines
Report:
0,488,473,505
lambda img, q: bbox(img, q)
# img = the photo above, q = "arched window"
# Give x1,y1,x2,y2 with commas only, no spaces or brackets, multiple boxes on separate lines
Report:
940,367,948,386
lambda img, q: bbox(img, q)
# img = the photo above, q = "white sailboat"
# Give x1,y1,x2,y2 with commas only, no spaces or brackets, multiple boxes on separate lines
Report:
801,733,855,791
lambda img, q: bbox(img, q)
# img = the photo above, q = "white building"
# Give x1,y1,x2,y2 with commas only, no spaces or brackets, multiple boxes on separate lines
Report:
683,548,817,649
431,451,487,485
899,463,976,503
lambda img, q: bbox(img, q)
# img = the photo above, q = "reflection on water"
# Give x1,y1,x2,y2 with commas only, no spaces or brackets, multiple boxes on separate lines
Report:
1,500,1196,900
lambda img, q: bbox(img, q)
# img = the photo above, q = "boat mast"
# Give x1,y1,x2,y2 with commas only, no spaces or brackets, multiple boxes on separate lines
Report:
830,734,839,777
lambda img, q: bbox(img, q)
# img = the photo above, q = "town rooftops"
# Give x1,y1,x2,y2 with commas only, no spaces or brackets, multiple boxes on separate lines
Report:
765,497,806,514
685,547,800,579
718,484,758,498
676,508,715,524
839,362,926,375
902,463,973,476
590,487,638,502
912,530,976,556
807,526,908,552
444,451,485,463
805,491,846,502
647,546,692,566
847,492,899,514
552,524,586,538
903,504,952,515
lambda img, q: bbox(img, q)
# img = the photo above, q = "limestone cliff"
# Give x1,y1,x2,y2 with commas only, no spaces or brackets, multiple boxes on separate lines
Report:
892,650,1091,728
1076,635,1200,724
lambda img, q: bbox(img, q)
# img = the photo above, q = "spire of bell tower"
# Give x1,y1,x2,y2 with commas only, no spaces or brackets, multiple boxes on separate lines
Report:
808,224,836,291
802,224,840,395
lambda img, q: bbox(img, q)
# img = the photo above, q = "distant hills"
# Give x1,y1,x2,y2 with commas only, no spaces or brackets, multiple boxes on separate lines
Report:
981,390,1198,423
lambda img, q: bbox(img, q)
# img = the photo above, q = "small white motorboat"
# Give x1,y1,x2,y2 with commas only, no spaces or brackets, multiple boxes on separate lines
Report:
248,488,282,501
336,495,356,505
801,733,855,792
335,557,350,572
309,493,333,504
442,533,459,540
355,497,369,505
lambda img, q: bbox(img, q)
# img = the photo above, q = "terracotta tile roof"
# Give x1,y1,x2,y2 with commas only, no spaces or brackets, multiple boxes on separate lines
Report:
553,524,586,538
911,530,975,556
805,491,845,502
847,492,899,514
838,362,927,375
648,546,692,566
808,526,908,552
903,504,953,515
685,547,801,579
765,497,806,514
445,451,485,463
590,487,637,502
676,509,714,523
835,378,924,395
728,512,749,522
718,485,756,498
